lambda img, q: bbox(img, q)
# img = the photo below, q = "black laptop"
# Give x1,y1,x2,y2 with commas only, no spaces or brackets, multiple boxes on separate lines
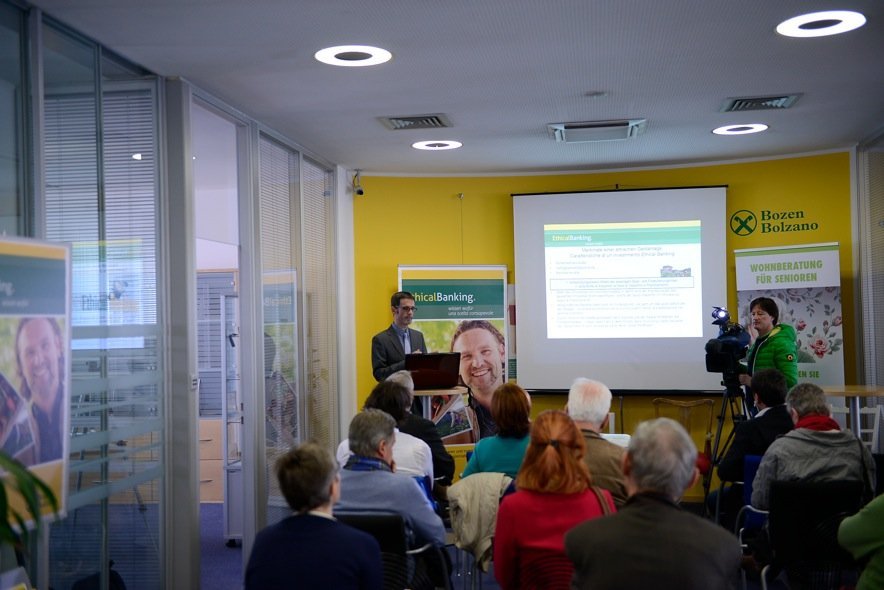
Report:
404,352,461,390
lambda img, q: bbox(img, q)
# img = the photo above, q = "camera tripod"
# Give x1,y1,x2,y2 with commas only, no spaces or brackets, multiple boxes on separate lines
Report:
710,373,751,472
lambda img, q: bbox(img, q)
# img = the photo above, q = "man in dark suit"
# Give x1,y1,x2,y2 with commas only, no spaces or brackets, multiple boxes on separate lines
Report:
565,418,742,590
388,370,456,488
245,442,383,590
713,368,794,527
371,291,427,382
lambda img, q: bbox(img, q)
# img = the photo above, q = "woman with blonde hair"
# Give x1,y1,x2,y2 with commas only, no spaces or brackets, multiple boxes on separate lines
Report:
493,410,615,590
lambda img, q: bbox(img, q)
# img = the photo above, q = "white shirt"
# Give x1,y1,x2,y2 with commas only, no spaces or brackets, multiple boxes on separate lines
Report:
337,428,434,484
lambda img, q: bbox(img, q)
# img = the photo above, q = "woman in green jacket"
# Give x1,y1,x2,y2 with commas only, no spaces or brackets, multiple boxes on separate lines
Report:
738,297,798,389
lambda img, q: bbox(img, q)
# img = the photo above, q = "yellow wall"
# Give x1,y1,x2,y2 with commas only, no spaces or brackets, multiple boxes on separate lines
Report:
354,152,855,412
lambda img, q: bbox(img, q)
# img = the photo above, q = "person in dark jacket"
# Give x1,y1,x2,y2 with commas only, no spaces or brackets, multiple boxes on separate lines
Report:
245,443,382,590
712,368,794,528
565,418,741,590
388,370,456,488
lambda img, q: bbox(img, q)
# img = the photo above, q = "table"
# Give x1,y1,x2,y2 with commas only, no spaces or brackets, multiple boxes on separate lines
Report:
821,385,884,431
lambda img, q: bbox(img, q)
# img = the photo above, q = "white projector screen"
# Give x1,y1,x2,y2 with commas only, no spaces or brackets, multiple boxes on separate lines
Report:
513,186,728,391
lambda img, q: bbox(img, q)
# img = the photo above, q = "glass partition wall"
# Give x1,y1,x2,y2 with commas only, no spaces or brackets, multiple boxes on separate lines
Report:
0,3,341,586
41,19,164,590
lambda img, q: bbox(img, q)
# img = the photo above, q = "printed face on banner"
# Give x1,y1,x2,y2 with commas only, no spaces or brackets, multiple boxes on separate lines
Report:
17,318,63,413
452,327,505,402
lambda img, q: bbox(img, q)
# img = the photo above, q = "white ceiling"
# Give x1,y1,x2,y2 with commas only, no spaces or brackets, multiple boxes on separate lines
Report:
30,0,884,175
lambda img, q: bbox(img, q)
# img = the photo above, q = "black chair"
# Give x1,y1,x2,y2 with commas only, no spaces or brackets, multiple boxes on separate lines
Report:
760,480,864,590
336,512,452,590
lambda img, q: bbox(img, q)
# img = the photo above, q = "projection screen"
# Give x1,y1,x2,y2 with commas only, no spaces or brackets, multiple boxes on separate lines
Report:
513,186,728,391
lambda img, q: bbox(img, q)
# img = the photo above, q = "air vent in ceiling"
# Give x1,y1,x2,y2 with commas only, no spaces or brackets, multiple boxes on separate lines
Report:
547,119,647,143
721,94,801,112
378,113,452,130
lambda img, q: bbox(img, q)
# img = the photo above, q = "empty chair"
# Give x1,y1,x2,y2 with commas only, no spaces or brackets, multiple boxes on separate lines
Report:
830,405,881,452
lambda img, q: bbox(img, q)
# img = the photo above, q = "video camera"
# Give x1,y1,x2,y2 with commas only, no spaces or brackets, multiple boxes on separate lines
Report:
704,306,750,378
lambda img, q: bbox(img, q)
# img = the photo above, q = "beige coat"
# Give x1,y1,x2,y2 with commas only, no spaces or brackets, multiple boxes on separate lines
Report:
447,472,513,572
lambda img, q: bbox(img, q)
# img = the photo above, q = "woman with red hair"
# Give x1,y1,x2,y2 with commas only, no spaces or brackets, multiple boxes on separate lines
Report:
493,410,615,590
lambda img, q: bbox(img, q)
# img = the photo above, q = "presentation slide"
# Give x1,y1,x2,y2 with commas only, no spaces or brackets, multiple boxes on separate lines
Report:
514,187,727,391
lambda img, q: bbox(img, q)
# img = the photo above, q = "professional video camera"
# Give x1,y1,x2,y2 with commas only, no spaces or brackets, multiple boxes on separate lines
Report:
704,306,750,378
704,306,753,491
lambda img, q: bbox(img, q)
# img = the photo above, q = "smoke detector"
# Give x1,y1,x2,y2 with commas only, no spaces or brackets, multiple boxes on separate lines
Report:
548,119,647,143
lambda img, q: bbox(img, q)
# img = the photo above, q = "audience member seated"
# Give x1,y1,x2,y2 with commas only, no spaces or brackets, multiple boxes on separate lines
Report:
387,370,456,488
565,418,742,590
245,442,383,590
336,409,447,547
566,377,628,508
494,410,616,590
461,383,531,479
337,381,434,483
839,493,884,590
712,368,793,527
751,382,875,510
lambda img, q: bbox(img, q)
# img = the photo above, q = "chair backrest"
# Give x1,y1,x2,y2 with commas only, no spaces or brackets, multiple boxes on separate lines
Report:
336,511,408,554
518,550,574,590
741,454,764,506
652,398,715,442
829,405,881,452
336,512,409,590
767,480,863,567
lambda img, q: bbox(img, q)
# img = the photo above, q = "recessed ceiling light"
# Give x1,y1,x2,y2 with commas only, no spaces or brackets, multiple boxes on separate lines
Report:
314,45,392,67
776,10,866,38
712,124,769,136
412,140,462,151
131,153,142,160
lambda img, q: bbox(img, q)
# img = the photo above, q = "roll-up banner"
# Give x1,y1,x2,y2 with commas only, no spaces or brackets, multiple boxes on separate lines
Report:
0,236,71,523
735,243,844,386
399,266,508,467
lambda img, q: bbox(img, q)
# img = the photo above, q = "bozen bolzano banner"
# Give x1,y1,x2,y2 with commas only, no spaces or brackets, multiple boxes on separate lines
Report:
735,243,844,386
399,265,507,453
0,237,71,522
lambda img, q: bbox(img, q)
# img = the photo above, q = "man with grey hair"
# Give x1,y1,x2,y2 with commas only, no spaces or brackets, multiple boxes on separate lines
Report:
390,370,456,488
335,408,447,547
566,377,628,507
751,382,875,510
565,418,741,589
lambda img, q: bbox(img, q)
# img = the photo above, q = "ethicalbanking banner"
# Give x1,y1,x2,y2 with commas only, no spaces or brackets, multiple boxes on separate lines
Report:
735,243,844,386
399,265,507,451
0,237,71,523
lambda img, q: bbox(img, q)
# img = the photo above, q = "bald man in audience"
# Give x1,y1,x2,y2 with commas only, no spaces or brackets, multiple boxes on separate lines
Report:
566,377,628,507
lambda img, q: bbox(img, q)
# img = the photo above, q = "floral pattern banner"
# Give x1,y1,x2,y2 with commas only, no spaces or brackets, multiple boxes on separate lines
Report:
734,243,843,386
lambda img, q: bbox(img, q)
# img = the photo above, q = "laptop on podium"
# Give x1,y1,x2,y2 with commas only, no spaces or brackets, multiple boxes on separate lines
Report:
404,352,461,390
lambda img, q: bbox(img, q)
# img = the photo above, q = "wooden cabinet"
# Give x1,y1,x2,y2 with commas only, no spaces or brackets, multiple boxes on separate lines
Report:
199,418,223,502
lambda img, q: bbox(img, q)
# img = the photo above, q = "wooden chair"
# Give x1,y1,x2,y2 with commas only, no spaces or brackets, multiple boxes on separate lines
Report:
652,398,715,499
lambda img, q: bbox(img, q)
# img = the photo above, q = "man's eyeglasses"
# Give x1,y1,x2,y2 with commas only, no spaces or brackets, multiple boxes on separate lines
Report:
397,306,417,313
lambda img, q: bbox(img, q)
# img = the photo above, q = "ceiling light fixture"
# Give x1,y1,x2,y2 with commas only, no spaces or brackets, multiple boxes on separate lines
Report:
712,124,769,136
776,10,866,38
412,140,462,151
314,45,392,67
131,153,142,160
